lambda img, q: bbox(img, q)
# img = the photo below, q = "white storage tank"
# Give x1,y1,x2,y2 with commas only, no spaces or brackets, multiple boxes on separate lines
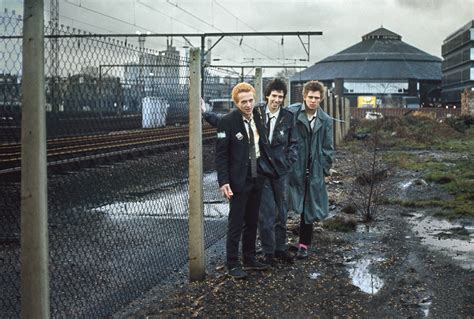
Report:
142,97,170,128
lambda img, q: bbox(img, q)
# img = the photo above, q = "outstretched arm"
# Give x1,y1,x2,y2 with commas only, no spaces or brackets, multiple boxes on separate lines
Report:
200,98,223,128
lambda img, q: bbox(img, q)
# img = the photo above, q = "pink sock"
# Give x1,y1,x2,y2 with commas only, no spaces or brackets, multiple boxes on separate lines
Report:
299,243,308,250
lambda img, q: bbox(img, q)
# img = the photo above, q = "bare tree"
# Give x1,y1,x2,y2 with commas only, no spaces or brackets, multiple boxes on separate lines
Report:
347,118,390,221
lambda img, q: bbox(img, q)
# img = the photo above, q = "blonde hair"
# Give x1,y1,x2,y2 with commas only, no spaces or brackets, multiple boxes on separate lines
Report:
231,82,256,104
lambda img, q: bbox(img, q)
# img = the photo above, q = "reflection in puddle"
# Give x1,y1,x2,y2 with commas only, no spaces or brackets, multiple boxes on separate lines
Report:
400,180,413,190
90,172,228,220
418,296,432,317
345,257,384,294
399,178,427,190
409,214,474,270
308,272,321,280
356,224,380,233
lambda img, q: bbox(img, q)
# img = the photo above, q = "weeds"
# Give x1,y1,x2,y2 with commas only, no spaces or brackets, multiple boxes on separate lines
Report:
346,114,473,220
323,216,357,232
346,118,390,221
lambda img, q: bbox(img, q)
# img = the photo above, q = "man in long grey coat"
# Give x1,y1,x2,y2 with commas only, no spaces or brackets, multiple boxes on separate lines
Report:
287,80,334,259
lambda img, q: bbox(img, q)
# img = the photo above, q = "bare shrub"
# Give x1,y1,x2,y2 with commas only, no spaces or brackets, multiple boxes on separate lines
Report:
346,118,391,221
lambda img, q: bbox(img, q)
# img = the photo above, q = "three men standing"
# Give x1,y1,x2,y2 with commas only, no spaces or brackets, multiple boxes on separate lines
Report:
214,79,334,277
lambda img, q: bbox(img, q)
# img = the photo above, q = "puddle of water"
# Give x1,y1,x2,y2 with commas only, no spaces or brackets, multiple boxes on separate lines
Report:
400,180,413,190
345,257,385,294
90,172,229,220
409,214,474,270
308,272,321,280
418,297,432,317
399,178,428,190
356,224,380,234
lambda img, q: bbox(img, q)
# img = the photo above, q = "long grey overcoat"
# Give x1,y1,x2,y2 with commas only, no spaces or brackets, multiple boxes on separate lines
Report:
288,104,334,223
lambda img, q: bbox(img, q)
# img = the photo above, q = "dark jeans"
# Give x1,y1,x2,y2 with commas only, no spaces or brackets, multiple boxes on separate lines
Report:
258,175,289,255
226,176,264,267
299,213,313,246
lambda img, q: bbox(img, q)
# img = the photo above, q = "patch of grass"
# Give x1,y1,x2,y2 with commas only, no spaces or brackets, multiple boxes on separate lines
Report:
347,115,474,150
386,153,474,219
348,115,473,220
434,135,474,152
323,217,357,232
387,197,474,219
433,201,474,219
384,152,445,172
425,173,454,184
341,204,357,214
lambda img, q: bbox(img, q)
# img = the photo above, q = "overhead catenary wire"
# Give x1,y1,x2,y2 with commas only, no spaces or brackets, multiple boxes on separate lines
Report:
161,0,275,60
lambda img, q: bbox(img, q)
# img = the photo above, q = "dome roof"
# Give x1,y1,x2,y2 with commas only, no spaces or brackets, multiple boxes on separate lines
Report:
292,27,442,82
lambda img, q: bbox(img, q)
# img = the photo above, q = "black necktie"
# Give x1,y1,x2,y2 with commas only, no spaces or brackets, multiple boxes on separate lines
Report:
246,119,258,178
308,117,316,134
266,115,274,140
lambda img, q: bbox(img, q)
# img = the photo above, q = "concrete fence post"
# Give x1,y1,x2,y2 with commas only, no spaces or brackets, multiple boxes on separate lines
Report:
334,97,342,146
284,78,290,107
188,48,205,282
21,0,50,318
344,98,351,138
328,95,335,148
255,68,263,103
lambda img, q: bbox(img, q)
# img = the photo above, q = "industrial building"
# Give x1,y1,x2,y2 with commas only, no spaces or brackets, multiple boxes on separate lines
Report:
290,27,442,108
441,20,474,106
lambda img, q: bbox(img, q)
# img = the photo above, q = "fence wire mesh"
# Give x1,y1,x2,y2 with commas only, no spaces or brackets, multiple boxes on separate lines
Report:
0,9,249,317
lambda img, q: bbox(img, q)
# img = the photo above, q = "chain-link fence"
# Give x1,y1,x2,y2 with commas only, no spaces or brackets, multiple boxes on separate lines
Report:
0,8,253,317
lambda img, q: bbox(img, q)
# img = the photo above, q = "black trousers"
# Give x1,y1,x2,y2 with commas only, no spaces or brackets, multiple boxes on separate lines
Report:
226,175,264,267
299,213,313,246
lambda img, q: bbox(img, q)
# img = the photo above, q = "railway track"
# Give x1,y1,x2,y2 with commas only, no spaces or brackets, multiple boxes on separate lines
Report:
0,126,216,174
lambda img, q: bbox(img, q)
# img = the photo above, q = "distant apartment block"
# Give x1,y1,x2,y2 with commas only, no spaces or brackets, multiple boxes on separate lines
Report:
441,20,474,106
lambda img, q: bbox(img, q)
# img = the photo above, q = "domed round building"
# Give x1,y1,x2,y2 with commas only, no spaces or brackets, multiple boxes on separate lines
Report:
290,27,442,108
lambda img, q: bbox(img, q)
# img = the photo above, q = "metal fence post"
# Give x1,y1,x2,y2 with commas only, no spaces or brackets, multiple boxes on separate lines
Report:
20,0,50,318
188,47,205,282
255,67,263,103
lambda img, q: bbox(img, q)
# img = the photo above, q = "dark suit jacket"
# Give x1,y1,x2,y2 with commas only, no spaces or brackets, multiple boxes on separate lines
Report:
215,108,273,192
254,103,298,177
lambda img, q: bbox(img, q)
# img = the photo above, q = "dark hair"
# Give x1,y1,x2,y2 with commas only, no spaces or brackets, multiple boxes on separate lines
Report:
264,78,287,102
302,80,326,99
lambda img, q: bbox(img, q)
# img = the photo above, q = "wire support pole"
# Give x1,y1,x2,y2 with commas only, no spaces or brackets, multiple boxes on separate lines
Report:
188,47,205,282
20,0,50,318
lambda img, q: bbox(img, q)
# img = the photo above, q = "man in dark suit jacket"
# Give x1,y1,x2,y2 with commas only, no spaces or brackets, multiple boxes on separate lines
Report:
254,79,298,266
215,82,273,279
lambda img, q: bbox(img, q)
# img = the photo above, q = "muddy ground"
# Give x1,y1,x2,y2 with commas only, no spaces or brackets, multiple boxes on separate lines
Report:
120,145,474,318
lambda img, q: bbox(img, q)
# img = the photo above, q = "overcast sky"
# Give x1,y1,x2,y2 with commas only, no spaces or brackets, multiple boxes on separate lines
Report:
3,0,474,76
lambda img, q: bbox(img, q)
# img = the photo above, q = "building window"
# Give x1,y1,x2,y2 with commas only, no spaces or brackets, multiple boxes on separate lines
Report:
471,67,474,81
344,81,408,94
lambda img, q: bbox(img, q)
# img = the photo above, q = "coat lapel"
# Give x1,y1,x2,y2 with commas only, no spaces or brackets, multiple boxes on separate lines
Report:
297,109,310,134
233,110,248,142
313,110,323,133
253,108,267,144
